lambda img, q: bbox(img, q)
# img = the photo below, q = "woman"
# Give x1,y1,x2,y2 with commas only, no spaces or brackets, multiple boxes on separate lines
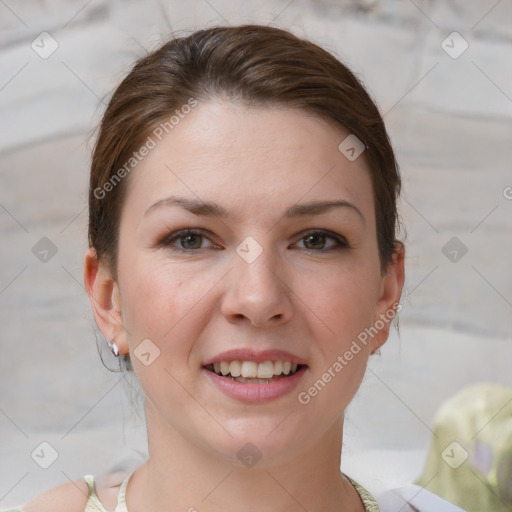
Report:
10,24,458,512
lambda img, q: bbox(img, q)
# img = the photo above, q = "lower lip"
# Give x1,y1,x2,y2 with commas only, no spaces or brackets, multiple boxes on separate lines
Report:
203,366,307,403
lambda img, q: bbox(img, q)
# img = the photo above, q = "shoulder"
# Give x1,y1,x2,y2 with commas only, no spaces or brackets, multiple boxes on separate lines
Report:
17,478,90,512
17,471,126,512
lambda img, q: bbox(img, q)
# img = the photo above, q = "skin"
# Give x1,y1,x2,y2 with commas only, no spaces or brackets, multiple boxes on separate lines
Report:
24,101,404,512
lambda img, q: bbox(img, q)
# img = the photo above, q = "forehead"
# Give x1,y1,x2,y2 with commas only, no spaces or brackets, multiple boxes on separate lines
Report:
122,101,375,225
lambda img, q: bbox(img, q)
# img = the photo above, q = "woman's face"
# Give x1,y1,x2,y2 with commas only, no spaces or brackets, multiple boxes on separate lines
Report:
89,100,403,467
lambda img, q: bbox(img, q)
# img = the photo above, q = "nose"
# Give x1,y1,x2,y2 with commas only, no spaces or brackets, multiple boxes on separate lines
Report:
220,243,294,328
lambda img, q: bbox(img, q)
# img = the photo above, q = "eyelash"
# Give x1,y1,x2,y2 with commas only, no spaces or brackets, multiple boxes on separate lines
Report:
157,228,349,253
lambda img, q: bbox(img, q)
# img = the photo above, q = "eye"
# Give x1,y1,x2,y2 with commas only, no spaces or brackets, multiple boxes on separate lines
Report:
158,229,217,251
157,228,349,253
294,229,349,252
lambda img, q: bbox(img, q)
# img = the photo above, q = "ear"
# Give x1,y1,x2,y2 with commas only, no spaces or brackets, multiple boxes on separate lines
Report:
369,242,405,354
84,247,128,355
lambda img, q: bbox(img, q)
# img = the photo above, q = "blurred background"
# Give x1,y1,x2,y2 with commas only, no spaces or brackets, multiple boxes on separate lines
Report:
0,0,511,507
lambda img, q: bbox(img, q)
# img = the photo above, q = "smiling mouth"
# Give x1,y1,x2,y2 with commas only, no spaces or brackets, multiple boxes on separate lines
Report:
205,360,306,384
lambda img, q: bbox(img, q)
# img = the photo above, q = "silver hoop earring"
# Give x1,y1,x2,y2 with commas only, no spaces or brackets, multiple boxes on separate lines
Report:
110,341,120,357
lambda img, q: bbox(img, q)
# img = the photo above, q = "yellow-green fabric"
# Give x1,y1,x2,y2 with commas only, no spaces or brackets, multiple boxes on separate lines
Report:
347,475,380,511
415,382,512,512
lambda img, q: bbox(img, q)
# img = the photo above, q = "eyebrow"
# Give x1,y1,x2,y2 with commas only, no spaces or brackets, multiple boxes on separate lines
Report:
145,196,365,222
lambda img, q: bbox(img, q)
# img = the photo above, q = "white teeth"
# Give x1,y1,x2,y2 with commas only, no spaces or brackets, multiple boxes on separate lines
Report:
234,377,272,384
257,361,274,379
220,361,230,376
240,361,258,378
229,360,241,377
210,359,302,379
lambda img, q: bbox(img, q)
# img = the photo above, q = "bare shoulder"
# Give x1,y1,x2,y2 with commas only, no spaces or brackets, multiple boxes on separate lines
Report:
17,467,134,512
19,478,89,512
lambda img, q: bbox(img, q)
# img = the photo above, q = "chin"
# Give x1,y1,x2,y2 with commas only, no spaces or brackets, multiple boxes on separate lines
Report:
197,416,317,469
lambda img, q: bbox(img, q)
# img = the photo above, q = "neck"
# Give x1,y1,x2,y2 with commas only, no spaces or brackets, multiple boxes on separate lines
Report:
128,405,363,512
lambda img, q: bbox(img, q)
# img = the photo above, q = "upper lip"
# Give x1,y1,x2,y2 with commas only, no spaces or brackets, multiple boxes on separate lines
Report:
203,348,308,366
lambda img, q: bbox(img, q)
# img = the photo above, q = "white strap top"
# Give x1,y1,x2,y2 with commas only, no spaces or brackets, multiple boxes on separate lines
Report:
83,473,131,512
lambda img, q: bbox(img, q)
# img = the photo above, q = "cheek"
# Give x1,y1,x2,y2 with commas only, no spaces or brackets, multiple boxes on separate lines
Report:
308,261,380,345
120,259,208,343
118,260,211,400
297,259,380,407
296,274,375,416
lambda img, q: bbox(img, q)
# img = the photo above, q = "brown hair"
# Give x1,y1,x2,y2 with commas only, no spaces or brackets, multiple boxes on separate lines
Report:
89,24,401,278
